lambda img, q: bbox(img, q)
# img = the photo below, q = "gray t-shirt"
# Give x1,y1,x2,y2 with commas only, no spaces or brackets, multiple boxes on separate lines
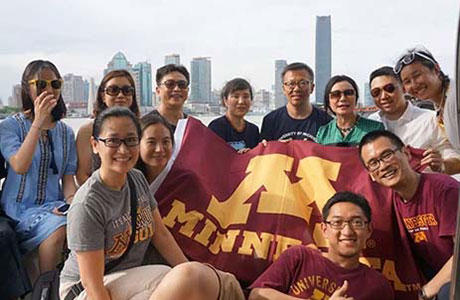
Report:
60,169,158,283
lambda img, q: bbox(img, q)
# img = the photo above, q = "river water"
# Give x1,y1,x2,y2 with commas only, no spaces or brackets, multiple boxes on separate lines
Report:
62,115,265,133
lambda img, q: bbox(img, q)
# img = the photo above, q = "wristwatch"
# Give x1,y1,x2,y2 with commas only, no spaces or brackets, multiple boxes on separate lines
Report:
418,287,435,300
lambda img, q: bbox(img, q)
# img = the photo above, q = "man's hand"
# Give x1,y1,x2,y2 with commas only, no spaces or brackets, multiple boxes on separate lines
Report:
421,148,444,173
330,280,354,300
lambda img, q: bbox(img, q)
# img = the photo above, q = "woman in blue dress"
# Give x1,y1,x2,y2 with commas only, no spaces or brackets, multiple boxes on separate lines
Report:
0,60,77,273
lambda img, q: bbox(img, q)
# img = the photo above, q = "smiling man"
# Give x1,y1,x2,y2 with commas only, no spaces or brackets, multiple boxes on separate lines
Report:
359,130,459,300
143,64,190,132
249,191,393,300
367,66,460,175
260,62,331,141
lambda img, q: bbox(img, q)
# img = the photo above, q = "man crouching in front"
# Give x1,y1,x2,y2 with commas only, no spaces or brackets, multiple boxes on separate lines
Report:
249,191,394,300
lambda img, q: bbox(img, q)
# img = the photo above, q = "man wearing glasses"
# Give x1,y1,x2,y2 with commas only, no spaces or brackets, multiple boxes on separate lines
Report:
249,191,394,300
359,130,459,300
144,64,190,132
368,66,460,175
260,62,331,141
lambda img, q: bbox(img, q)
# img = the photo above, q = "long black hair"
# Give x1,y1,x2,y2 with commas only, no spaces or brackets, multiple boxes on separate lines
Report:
21,60,67,121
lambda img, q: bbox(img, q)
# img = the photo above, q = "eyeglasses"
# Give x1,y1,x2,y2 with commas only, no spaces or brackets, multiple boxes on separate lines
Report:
28,79,63,90
329,89,355,100
394,50,438,74
283,80,310,90
160,80,189,90
370,83,396,98
365,148,400,171
104,85,134,96
96,136,140,148
324,218,369,230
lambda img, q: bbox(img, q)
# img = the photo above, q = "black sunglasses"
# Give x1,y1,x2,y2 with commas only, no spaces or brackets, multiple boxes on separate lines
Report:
104,85,134,96
370,83,396,98
329,89,355,100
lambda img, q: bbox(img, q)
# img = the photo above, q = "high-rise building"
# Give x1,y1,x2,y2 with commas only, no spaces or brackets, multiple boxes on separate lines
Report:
274,59,287,108
88,77,97,116
190,57,211,103
62,74,87,103
315,16,332,105
254,89,271,113
104,51,132,75
164,54,180,65
363,82,374,107
133,62,152,107
9,84,21,108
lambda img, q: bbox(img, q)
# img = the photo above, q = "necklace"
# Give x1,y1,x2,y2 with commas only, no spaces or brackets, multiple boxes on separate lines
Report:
336,115,359,134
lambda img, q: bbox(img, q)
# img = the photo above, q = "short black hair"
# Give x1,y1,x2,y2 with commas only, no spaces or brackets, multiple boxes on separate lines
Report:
322,191,372,222
221,78,253,105
156,64,190,85
323,75,359,114
21,60,67,121
369,66,400,86
358,130,405,165
281,62,314,82
92,106,141,139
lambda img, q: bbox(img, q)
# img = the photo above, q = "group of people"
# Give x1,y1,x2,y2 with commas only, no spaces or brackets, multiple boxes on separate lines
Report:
0,45,457,300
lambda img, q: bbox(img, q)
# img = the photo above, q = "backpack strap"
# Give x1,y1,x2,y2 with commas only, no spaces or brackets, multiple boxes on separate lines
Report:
64,172,138,300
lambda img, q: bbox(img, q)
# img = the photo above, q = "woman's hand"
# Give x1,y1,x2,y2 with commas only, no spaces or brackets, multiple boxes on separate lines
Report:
32,91,57,129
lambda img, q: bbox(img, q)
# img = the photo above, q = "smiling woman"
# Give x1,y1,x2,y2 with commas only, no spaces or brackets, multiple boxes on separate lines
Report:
316,75,384,146
59,107,188,299
75,70,140,186
137,113,175,184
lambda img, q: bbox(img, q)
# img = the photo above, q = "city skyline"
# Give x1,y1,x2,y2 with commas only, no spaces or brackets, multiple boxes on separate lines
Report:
1,1,459,104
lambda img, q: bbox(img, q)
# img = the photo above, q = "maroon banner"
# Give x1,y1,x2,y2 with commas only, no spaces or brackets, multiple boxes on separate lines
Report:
155,117,425,299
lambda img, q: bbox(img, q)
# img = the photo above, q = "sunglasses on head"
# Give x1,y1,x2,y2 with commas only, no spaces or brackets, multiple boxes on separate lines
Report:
329,89,355,100
104,85,134,96
370,83,396,98
394,50,438,74
160,80,189,90
28,79,63,90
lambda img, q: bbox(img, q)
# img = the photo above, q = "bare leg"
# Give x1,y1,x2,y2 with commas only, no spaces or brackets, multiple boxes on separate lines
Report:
150,262,219,300
38,226,66,273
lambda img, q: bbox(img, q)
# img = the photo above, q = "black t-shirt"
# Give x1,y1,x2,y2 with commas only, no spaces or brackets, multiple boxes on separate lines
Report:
143,109,188,132
208,116,260,150
260,106,331,141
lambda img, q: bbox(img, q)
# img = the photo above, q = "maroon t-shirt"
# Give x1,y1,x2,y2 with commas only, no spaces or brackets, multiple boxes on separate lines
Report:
250,246,394,300
394,173,459,273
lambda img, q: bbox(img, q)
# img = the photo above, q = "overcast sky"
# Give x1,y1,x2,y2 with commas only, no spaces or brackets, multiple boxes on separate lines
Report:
1,0,459,103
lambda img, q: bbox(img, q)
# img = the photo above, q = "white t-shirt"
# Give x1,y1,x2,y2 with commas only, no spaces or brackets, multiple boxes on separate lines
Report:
442,81,460,149
369,101,460,160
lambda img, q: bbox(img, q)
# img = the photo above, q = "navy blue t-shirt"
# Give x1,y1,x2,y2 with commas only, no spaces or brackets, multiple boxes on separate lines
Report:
208,116,260,150
260,106,331,141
